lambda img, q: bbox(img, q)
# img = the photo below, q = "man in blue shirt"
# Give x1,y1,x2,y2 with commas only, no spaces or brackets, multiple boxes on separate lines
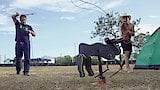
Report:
12,12,36,76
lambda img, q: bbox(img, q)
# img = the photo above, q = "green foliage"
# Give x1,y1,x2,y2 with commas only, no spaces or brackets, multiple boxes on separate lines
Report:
91,11,141,41
64,55,72,63
131,53,138,60
133,32,150,51
91,11,120,40
55,55,73,65
4,58,13,64
91,57,99,65
91,11,152,53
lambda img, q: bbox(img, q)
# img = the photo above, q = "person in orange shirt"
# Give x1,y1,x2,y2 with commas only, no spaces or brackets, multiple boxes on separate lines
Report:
120,13,135,72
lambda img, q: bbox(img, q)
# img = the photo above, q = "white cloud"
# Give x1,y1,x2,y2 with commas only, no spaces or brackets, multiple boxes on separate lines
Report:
0,14,8,25
0,27,15,35
10,0,75,12
11,0,74,12
0,14,15,35
0,30,15,35
148,15,159,19
11,0,54,9
138,24,159,34
8,0,131,15
0,4,16,15
82,30,91,34
10,0,100,13
103,0,125,9
60,16,75,20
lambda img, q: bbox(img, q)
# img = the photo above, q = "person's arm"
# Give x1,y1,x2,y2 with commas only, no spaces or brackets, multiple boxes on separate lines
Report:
26,26,36,37
28,30,36,37
128,24,135,36
12,12,20,23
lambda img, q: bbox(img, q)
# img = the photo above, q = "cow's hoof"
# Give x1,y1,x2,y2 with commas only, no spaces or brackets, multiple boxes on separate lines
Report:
98,77,106,84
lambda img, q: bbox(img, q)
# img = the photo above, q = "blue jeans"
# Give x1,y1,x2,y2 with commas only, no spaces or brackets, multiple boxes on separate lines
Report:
15,42,30,74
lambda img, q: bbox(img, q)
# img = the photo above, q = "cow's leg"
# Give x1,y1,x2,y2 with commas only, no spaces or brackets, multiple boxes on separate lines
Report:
114,58,123,70
76,54,85,77
112,54,124,70
84,56,94,76
98,56,104,79
109,55,124,78
121,61,125,69
97,56,106,84
119,54,125,69
104,61,109,70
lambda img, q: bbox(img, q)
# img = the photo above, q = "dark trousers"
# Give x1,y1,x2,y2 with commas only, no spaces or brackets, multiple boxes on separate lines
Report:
15,42,30,74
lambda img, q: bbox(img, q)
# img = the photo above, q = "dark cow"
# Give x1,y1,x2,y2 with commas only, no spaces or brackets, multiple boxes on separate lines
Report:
76,38,123,79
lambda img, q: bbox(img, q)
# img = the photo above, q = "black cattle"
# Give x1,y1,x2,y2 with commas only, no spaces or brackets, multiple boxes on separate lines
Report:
76,38,123,78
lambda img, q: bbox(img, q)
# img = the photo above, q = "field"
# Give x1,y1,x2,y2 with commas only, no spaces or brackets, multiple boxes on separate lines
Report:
0,65,160,90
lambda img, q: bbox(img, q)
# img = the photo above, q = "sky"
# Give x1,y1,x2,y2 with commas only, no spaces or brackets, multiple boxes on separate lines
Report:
0,0,160,62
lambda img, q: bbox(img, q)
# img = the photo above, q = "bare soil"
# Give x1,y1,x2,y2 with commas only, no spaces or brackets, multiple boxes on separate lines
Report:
0,65,159,90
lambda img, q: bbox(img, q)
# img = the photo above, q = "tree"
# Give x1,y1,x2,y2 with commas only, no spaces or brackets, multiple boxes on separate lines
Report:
71,0,143,46
55,55,73,65
133,32,150,52
55,57,64,65
91,56,99,65
91,11,150,59
64,55,72,65
91,11,141,41
91,11,121,41
71,1,148,59
4,58,12,64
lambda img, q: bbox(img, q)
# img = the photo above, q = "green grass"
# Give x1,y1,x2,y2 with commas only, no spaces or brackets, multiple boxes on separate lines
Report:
0,65,159,90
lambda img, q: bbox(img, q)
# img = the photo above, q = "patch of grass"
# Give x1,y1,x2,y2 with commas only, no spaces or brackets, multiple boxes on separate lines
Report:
0,65,159,90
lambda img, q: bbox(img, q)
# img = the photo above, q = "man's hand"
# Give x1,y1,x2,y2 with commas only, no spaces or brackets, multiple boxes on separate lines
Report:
26,29,36,37
25,29,31,33
12,12,20,23
15,12,20,16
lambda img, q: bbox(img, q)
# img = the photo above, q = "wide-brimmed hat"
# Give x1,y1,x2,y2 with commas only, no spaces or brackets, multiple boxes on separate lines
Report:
120,13,131,22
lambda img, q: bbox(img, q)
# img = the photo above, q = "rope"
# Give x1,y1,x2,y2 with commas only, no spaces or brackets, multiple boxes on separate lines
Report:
78,0,107,15
70,0,106,15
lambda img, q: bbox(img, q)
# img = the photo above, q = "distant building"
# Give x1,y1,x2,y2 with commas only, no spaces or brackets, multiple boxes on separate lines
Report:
30,58,52,66
10,57,54,66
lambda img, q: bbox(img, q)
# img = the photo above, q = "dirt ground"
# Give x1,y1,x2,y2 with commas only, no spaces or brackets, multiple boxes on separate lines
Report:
0,65,159,90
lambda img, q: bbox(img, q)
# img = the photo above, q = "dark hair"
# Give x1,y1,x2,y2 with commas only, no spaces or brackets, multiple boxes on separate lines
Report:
20,14,27,19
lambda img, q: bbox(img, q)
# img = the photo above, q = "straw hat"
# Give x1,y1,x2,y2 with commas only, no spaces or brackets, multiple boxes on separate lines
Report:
120,13,131,22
